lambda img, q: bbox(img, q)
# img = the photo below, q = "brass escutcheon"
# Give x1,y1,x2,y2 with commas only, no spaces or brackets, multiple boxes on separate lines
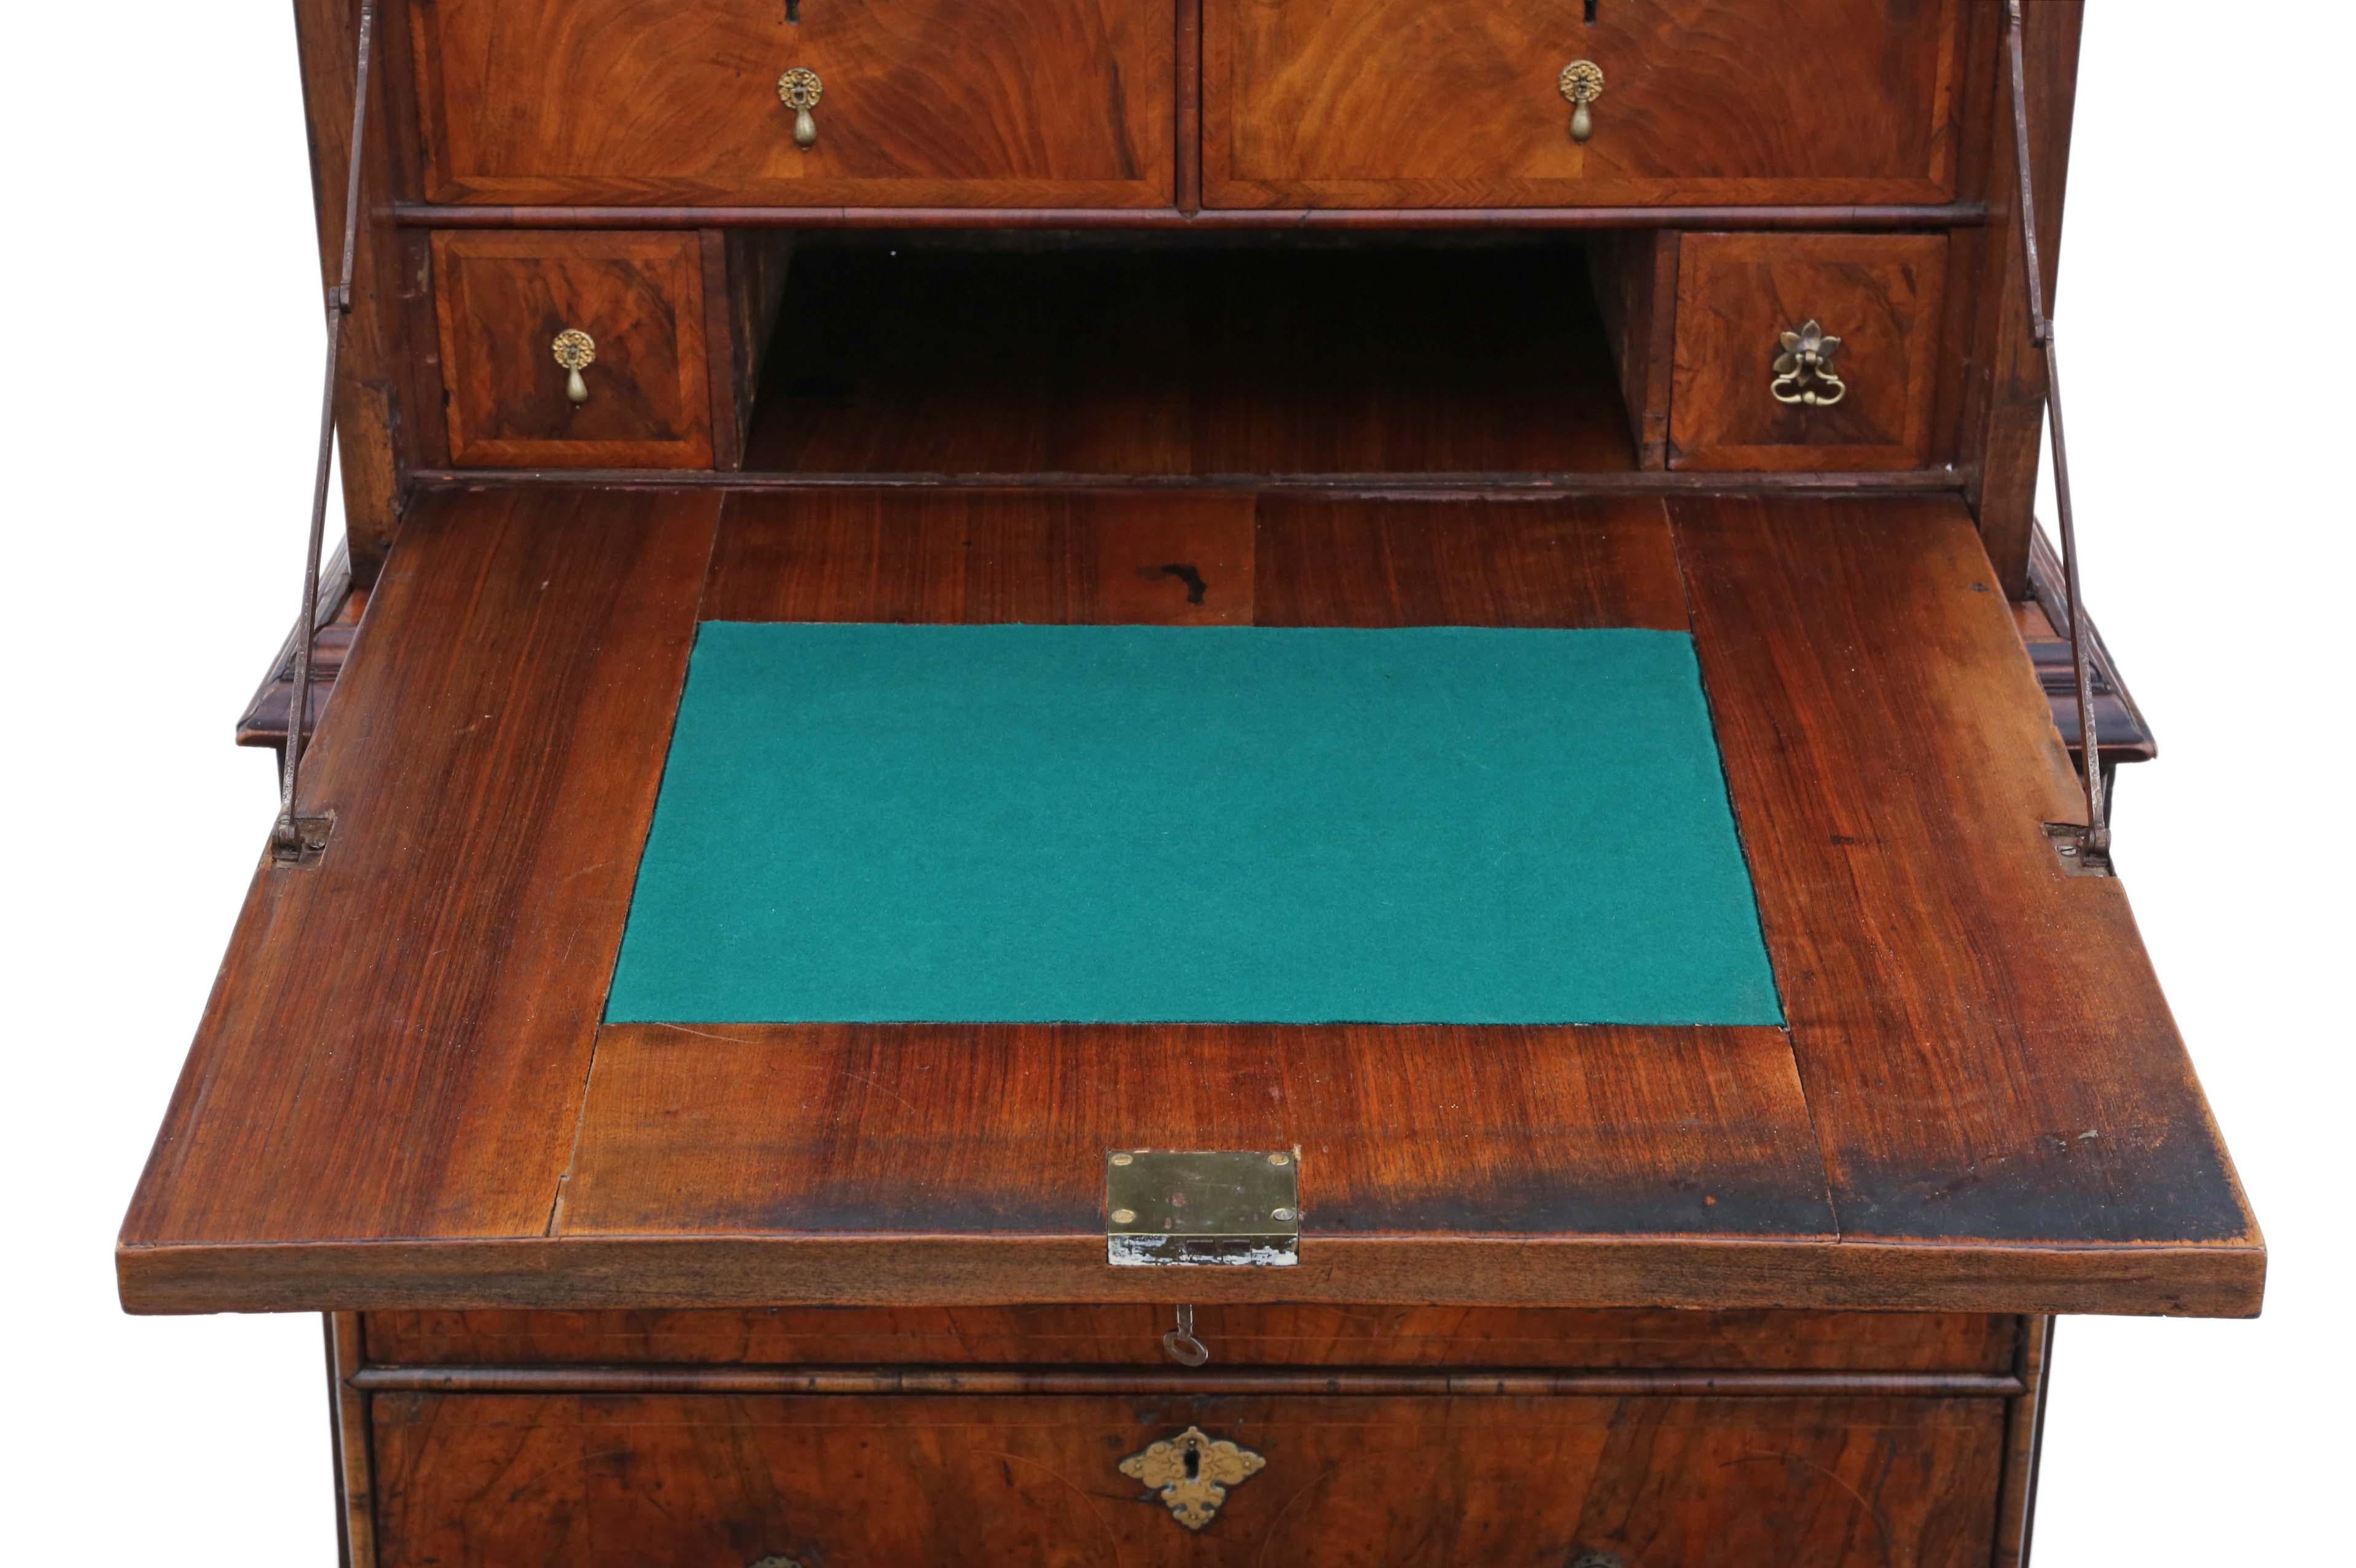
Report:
1771,319,1848,407
1120,1426,1265,1531
1559,60,1606,142
777,66,823,149
552,329,597,405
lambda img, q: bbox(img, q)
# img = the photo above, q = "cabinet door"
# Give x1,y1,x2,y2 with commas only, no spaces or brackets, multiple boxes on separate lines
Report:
1205,0,1961,209
415,0,1175,208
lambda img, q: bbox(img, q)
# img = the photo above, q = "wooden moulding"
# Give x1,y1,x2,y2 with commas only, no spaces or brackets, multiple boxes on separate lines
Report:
394,202,1990,231
121,1235,2263,1320
401,469,1970,495
347,1366,2027,1399
323,1313,375,1568
1992,1316,2057,1568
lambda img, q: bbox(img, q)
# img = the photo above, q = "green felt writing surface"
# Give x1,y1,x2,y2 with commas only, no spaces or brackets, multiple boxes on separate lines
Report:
605,623,1782,1026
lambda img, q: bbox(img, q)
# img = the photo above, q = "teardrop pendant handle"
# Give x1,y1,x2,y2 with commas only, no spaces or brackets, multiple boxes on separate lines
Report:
778,67,823,150
552,329,597,406
1559,60,1605,144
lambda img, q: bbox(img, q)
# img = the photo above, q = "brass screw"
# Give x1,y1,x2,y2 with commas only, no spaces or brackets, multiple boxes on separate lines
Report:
1110,1208,1137,1225
1110,1152,1135,1166
1271,1207,1296,1222
1268,1152,1291,1166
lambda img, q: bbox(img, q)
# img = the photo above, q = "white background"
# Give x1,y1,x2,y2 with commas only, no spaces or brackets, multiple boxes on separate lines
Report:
1,4,2346,1561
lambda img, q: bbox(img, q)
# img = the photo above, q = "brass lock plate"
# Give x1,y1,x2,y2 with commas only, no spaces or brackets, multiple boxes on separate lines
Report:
1105,1150,1300,1268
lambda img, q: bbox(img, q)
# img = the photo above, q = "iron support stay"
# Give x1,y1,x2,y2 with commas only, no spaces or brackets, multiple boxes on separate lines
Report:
273,0,378,864
2005,0,2110,868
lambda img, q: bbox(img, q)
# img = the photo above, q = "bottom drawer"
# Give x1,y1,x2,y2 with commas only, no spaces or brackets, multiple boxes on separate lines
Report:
372,1391,2006,1567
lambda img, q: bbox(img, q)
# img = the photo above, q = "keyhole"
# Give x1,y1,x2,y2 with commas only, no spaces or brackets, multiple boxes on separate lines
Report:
1585,0,1599,22
1183,1441,1202,1480
785,0,800,21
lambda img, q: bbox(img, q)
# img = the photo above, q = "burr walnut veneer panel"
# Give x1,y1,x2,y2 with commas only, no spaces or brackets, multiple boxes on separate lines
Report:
1670,233,1950,470
370,1392,2006,1568
1205,0,1962,209
433,232,714,468
414,0,1175,207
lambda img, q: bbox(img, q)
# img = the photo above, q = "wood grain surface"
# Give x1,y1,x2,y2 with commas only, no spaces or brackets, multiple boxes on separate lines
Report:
120,490,2261,1318
433,231,715,467
1670,233,1949,470
369,1391,2005,1566
365,1305,2017,1372
1588,229,1682,470
120,489,719,1249
1251,494,1686,630
739,244,1640,475
701,488,1257,626
295,0,417,578
1670,496,2259,1265
1205,0,1962,209
414,0,1174,208
558,1021,1832,1241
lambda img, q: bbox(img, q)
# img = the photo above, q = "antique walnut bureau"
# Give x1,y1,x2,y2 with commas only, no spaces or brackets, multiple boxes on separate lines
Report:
122,2,2259,1564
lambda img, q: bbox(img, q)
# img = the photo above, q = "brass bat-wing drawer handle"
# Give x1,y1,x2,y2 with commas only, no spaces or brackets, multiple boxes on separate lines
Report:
1772,319,1848,407
552,329,596,405
778,66,823,148
1560,59,1605,142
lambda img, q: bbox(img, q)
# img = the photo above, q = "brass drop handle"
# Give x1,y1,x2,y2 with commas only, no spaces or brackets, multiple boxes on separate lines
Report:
1771,319,1848,407
778,67,823,149
1560,60,1605,142
552,329,597,405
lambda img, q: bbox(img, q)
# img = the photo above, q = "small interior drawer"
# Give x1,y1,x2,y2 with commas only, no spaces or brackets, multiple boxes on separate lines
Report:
370,1391,2006,1566
1205,0,1962,209
364,1306,2018,1373
1669,232,1950,471
432,232,716,469
413,0,1175,208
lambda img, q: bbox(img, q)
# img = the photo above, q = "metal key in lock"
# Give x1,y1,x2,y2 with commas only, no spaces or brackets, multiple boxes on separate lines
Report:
1164,1304,1210,1367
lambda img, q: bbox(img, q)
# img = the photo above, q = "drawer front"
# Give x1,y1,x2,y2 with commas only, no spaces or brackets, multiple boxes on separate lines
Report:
1205,0,1961,209
366,1306,2017,1373
1670,233,1950,471
373,1392,2006,1566
414,0,1175,208
434,232,714,469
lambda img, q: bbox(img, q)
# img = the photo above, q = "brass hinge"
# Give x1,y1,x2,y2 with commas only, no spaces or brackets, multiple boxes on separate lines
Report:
270,813,336,867
1105,1150,1300,1268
